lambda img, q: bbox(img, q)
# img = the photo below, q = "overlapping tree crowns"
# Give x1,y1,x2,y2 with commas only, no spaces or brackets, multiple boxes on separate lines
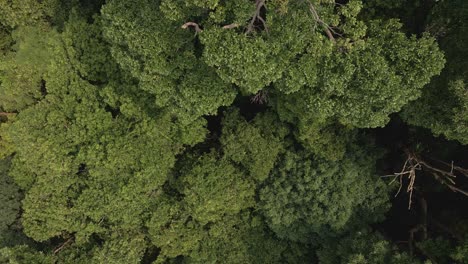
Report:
401,0,468,145
99,0,445,147
220,108,289,181
1,13,203,251
0,0,462,263
100,0,237,126
317,230,419,264
0,0,60,28
0,26,52,113
146,153,275,262
171,0,444,159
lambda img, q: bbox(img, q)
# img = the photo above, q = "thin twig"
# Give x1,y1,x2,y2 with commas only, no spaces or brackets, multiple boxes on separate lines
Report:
385,149,468,209
426,156,468,177
53,236,74,254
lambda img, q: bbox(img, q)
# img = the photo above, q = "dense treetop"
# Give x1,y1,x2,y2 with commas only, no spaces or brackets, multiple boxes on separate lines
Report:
0,0,466,263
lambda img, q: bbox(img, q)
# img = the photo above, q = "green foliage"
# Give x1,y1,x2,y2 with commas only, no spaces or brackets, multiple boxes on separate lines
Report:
147,151,256,260
401,0,468,144
0,158,25,248
0,0,74,29
259,143,389,242
185,213,294,264
146,150,311,263
0,0,48,28
148,204,305,263
1,15,197,247
0,27,50,112
0,0,460,263
200,4,316,94
0,25,13,53
0,245,53,264
177,152,256,224
317,230,419,264
415,237,468,264
220,109,288,181
89,231,147,264
275,18,444,130
452,238,468,263
101,0,236,125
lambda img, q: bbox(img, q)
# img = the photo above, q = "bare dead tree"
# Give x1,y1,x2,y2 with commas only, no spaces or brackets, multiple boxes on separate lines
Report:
246,0,268,34
383,149,468,209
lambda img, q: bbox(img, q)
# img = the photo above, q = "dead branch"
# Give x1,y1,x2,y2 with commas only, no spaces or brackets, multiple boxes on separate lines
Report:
246,0,268,34
250,90,268,104
307,1,336,42
385,149,468,209
53,236,74,254
181,22,202,33
426,156,468,178
0,112,15,121
223,23,240,29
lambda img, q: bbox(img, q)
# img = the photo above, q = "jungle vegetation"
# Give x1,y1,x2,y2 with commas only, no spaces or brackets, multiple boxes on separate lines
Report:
0,0,467,263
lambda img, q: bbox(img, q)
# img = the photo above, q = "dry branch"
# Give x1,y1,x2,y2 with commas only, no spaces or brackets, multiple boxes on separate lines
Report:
385,149,468,209
181,22,202,33
250,90,268,104
0,112,15,121
53,236,74,254
246,0,268,34
307,1,336,42
223,23,240,29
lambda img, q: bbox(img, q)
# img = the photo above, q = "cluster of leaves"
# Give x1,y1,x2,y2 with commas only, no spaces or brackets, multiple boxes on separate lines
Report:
0,0,466,263
259,142,389,242
402,0,468,144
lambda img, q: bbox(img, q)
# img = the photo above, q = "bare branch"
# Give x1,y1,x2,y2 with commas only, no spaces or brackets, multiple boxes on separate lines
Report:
246,0,268,34
250,90,268,104
53,236,74,254
426,156,468,177
307,1,336,42
385,149,468,209
181,22,202,33
222,23,240,29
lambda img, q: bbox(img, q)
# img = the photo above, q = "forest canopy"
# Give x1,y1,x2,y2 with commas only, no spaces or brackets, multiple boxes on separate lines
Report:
0,0,467,263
